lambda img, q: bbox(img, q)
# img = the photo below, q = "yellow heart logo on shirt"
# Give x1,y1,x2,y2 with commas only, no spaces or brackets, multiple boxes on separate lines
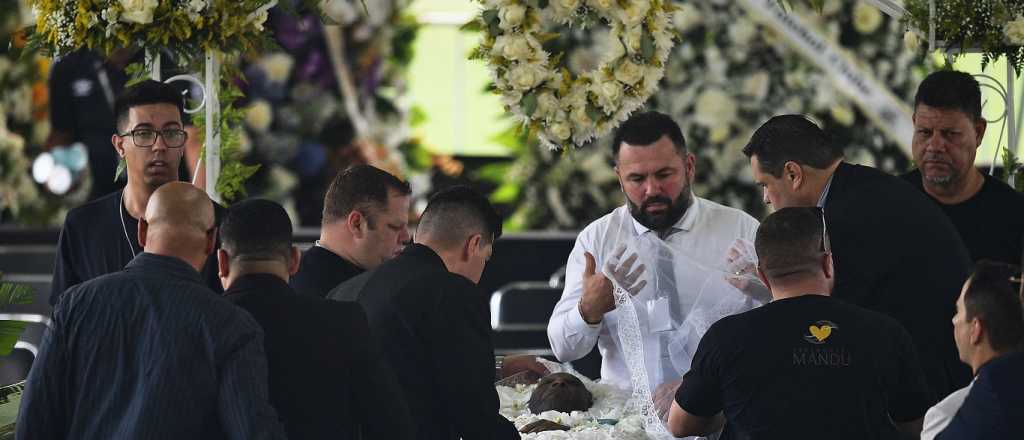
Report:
809,324,832,342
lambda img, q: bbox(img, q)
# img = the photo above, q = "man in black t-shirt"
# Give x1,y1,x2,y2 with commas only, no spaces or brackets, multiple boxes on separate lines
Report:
900,70,1024,265
290,165,411,298
669,207,934,439
50,80,223,306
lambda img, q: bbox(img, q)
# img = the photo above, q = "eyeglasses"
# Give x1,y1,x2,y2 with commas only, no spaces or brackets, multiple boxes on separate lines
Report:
118,128,187,148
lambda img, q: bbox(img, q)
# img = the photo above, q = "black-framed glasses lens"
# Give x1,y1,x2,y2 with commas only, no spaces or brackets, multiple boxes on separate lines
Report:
123,128,187,148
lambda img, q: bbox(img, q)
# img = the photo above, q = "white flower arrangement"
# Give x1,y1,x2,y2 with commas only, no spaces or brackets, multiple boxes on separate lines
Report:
472,0,677,149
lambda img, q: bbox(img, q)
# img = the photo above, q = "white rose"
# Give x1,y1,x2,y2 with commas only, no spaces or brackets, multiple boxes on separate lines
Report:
623,25,642,54
508,63,547,91
245,100,274,132
586,0,614,15
570,107,592,129
614,60,643,85
830,104,856,127
500,89,523,108
618,2,649,28
1005,15,1024,45
549,121,572,141
728,19,757,46
594,80,622,110
260,53,294,84
673,7,701,33
604,32,626,62
552,0,580,17
742,71,769,101
693,88,737,128
498,4,526,30
118,0,158,25
903,30,922,51
502,36,536,61
642,66,663,90
852,3,882,35
188,0,206,13
537,91,559,118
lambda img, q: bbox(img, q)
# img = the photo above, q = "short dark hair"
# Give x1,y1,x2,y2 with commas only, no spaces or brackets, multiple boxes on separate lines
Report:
114,80,185,132
611,111,687,163
914,70,982,122
964,260,1024,352
322,165,411,225
743,115,843,178
418,186,502,248
755,207,826,280
220,198,293,263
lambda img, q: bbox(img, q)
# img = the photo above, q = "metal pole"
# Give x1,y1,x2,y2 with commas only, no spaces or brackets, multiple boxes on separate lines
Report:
204,50,221,204
1008,62,1018,172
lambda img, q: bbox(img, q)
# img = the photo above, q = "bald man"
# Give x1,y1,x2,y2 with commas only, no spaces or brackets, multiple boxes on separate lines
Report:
18,182,286,439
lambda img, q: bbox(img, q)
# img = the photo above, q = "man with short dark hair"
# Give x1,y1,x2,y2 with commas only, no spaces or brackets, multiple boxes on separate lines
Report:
290,164,412,298
743,114,972,398
668,207,934,439
219,198,413,440
329,186,545,440
548,111,760,399
901,70,1024,265
50,79,224,305
18,183,284,439
930,261,1024,440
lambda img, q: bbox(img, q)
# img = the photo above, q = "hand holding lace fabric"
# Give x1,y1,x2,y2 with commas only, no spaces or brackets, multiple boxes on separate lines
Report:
724,238,771,303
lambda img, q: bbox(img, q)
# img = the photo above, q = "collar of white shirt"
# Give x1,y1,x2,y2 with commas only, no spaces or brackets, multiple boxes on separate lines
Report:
628,193,701,237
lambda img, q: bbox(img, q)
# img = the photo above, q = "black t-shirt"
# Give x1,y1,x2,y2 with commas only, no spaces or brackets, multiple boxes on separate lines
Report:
675,295,934,440
901,169,1024,265
289,245,364,298
50,190,225,306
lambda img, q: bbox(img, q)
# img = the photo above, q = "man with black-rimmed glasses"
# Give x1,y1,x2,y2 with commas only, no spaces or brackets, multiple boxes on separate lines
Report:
51,80,225,305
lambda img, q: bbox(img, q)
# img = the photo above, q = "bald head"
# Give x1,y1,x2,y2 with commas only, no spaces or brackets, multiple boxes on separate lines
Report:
140,182,215,269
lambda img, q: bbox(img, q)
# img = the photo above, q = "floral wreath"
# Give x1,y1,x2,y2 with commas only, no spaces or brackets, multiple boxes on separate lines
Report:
472,0,676,150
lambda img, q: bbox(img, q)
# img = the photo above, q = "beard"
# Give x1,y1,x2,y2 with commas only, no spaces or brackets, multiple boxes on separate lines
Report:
920,153,959,187
627,187,693,233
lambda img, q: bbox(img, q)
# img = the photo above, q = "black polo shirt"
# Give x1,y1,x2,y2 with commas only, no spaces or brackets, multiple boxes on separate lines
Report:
676,294,934,440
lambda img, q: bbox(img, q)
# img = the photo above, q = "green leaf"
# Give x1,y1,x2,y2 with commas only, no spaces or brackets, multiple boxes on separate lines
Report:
641,30,655,61
537,0,549,9
586,103,602,123
115,158,127,182
0,321,27,357
521,92,539,117
482,9,499,26
490,182,521,204
475,162,512,183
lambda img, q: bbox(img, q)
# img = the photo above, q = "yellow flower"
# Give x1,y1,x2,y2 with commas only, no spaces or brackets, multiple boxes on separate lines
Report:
118,0,158,25
245,100,273,132
614,60,643,85
549,121,572,141
903,31,921,51
852,2,882,35
830,104,856,127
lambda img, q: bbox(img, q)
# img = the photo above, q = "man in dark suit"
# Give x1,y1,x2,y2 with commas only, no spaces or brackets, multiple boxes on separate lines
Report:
329,186,547,440
742,115,973,399
219,198,413,439
290,165,412,298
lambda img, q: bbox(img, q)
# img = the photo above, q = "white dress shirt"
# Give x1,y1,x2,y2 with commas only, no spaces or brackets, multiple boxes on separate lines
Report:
547,196,759,389
921,380,974,440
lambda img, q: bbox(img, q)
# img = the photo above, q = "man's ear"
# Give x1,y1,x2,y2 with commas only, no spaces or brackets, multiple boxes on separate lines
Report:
969,318,984,346
783,161,803,190
464,234,483,261
287,246,301,276
685,152,696,184
755,267,772,294
112,133,126,158
347,210,366,239
822,253,834,279
204,227,217,256
137,218,148,249
217,248,231,290
974,118,987,147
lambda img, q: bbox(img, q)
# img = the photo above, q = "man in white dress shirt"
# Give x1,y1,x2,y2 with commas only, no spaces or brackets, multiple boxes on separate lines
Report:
547,111,760,412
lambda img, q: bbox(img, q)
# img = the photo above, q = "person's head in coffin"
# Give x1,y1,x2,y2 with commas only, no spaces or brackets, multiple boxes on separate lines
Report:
416,185,502,284
217,198,299,289
952,260,1024,374
320,165,412,270
528,373,594,414
743,115,843,209
112,80,186,193
611,111,694,235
